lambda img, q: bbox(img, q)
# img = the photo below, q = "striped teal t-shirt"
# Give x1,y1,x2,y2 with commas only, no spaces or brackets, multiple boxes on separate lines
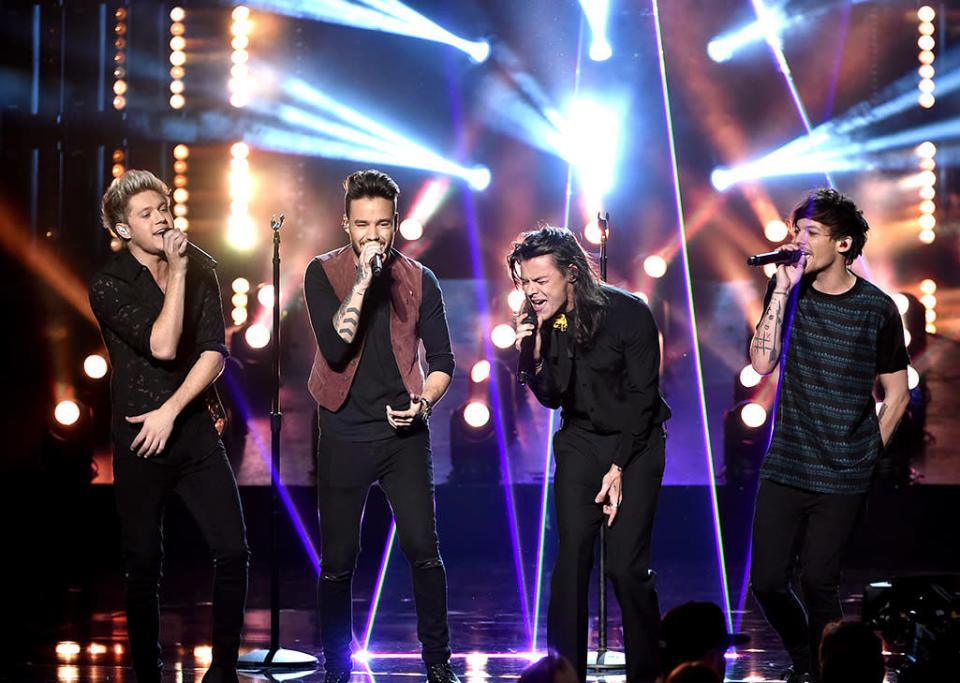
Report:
760,275,909,494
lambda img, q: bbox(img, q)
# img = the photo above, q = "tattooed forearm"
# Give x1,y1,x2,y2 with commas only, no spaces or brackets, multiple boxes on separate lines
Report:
333,292,364,343
750,290,788,368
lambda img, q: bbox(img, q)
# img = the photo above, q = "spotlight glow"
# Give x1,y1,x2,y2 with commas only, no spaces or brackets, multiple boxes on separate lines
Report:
919,279,936,295
56,642,81,659
740,402,767,428
257,284,275,308
490,323,516,349
84,354,108,379
583,219,603,245
507,289,526,313
232,277,251,294
245,323,270,349
892,294,909,316
919,229,935,244
918,6,935,22
399,218,423,241
765,220,788,242
643,255,667,279
55,400,81,427
463,401,491,429
231,308,248,325
904,328,912,347
920,294,936,309
739,364,762,388
907,366,919,390
470,360,491,383
763,263,778,279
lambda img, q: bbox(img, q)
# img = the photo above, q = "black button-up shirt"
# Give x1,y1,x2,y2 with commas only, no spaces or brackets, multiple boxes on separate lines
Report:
529,285,671,469
89,248,228,457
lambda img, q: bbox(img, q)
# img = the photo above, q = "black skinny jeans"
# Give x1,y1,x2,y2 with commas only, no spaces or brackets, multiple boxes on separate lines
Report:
113,442,249,682
316,428,449,671
750,478,866,677
548,424,666,683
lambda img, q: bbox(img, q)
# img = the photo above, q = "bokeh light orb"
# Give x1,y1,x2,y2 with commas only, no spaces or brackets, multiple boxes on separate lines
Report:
907,366,920,390
399,218,423,241
740,402,767,428
918,229,936,244
739,364,762,388
232,277,250,294
84,354,108,379
491,323,516,349
463,401,491,429
55,400,81,427
245,323,270,349
919,279,936,295
470,360,491,383
257,284,274,308
643,255,667,279
764,220,788,242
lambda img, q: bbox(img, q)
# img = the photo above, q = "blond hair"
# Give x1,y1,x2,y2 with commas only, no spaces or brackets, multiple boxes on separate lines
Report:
100,169,169,237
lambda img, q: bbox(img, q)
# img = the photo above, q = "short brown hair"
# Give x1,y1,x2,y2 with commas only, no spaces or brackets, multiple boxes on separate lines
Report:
343,169,399,217
101,169,169,237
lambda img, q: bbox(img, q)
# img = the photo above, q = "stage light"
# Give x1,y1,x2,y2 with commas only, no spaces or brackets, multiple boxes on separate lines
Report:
470,360,491,383
172,203,187,217
231,293,248,308
926,323,936,334
399,218,423,241
578,0,612,61
193,645,213,665
583,218,603,245
740,402,767,428
919,279,936,295
113,80,127,96
919,185,935,200
111,163,124,178
231,142,249,158
919,22,934,36
170,6,185,22
245,323,270,349
174,218,188,231
353,649,372,663
231,35,249,50
114,644,124,655
918,214,935,230
233,6,250,21
232,277,250,294
643,255,667,279
916,142,936,158
466,652,488,670
170,94,185,109
907,366,919,390
463,401,491,429
763,263,777,279
739,364,762,388
257,284,274,308
589,40,612,62
920,200,935,214
919,157,935,171
172,188,188,204
231,308,248,325
918,6,935,22
83,354,108,379
918,78,935,94
925,309,936,324
904,328,912,347
919,93,935,108
565,97,621,200
507,289,525,313
170,79,184,94
918,50,934,65
170,50,185,66
231,49,249,64
634,291,649,304
231,20,252,37
170,36,186,52
918,35,934,52
918,170,936,186
56,642,81,659
919,64,934,79
467,167,491,191
490,323,516,349
112,95,126,110
919,229,935,244
245,0,490,63
55,400,81,427
57,666,79,682
765,220,787,242
88,643,107,656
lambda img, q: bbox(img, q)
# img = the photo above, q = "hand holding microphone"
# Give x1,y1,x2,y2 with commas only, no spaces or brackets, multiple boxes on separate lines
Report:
748,245,806,292
356,240,385,290
159,228,218,270
515,301,540,385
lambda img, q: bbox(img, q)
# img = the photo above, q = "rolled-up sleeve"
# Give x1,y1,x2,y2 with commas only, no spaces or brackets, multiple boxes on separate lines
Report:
195,269,228,358
418,267,455,377
304,257,353,367
89,273,156,359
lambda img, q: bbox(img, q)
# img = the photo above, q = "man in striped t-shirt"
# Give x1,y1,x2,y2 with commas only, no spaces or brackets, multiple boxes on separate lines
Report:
747,188,910,683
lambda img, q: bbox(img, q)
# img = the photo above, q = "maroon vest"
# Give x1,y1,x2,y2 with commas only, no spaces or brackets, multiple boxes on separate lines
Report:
307,246,424,411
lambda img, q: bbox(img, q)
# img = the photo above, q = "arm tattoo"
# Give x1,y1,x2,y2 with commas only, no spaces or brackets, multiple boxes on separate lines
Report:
333,291,364,343
751,294,785,361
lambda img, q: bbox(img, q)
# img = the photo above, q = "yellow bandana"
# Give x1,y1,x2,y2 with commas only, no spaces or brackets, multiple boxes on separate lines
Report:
553,313,568,332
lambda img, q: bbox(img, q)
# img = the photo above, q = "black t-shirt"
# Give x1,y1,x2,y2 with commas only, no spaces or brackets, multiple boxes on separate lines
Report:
304,257,455,442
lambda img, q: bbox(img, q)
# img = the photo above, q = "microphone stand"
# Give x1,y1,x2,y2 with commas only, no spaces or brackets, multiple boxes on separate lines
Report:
237,215,318,674
587,212,626,674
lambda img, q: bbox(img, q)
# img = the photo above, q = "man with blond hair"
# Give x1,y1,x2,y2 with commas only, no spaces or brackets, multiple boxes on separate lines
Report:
90,169,248,683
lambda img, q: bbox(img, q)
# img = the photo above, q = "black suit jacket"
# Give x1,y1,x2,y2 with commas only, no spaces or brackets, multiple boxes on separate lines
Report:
528,285,671,468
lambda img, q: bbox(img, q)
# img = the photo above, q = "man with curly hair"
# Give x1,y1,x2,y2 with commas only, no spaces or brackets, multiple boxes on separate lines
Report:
748,189,909,683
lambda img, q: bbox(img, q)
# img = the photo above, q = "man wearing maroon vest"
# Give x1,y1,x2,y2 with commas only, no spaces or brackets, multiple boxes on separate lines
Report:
304,170,457,683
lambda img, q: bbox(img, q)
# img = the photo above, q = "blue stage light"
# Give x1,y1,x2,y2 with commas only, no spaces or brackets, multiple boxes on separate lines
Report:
578,0,612,61
245,0,489,63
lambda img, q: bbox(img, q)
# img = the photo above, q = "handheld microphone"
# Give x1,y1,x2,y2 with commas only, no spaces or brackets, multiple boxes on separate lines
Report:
160,229,218,269
517,304,538,386
747,249,804,267
371,252,383,277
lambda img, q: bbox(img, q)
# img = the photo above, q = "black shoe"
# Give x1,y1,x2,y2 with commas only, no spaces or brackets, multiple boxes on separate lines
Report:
324,669,352,683
426,662,460,683
201,665,239,683
782,666,815,683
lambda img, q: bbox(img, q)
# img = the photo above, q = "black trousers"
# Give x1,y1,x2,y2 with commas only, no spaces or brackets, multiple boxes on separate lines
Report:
113,442,249,682
750,478,866,677
548,423,665,683
316,428,450,671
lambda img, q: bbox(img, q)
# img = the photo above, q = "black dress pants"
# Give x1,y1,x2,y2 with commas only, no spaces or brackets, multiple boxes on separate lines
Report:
547,423,665,683
113,442,249,682
316,428,450,672
750,478,866,678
